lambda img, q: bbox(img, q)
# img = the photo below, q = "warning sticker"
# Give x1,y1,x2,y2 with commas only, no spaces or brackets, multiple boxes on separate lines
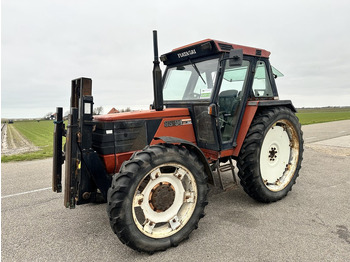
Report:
200,89,212,99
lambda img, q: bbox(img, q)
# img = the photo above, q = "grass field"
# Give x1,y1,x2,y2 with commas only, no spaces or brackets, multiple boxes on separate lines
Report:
296,107,350,125
1,107,350,162
1,120,61,162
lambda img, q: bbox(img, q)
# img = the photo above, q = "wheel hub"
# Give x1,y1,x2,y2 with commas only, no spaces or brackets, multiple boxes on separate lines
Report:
132,164,198,239
260,121,300,192
149,182,175,212
268,147,278,161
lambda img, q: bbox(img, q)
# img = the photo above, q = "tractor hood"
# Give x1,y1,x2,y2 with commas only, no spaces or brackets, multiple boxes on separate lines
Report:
93,108,190,121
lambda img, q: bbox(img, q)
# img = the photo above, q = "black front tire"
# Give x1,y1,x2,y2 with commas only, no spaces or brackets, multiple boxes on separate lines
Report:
107,144,208,253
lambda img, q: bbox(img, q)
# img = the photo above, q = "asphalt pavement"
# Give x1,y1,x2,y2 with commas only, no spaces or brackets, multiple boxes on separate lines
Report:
1,120,350,262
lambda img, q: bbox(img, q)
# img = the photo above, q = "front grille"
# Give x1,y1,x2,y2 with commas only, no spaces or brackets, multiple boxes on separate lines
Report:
92,120,147,155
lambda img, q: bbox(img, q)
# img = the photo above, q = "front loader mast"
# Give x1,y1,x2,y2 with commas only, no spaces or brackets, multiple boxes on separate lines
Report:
53,78,110,208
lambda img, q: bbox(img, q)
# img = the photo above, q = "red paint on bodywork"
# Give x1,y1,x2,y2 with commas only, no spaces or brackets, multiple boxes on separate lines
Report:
200,148,220,162
232,101,259,156
94,108,190,121
97,109,194,174
151,117,196,145
101,152,134,174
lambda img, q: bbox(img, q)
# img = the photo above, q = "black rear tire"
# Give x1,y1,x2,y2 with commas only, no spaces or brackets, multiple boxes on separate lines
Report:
107,144,208,253
237,107,303,203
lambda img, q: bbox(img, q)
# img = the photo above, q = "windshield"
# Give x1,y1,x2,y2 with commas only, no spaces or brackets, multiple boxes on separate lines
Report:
163,58,219,101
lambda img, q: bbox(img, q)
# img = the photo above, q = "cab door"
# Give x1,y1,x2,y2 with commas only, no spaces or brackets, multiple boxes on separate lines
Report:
216,58,252,150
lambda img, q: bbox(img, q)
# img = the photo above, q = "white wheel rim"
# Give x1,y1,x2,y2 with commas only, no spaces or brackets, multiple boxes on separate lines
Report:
260,120,300,191
132,163,197,238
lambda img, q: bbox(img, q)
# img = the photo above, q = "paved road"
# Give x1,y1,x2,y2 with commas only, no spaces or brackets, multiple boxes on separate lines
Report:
2,120,350,261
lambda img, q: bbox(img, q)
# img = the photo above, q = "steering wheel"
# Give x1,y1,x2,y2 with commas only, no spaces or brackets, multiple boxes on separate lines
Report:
218,112,234,130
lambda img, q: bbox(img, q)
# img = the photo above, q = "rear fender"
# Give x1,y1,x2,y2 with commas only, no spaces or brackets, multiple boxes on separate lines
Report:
232,100,297,157
232,101,259,157
257,100,297,112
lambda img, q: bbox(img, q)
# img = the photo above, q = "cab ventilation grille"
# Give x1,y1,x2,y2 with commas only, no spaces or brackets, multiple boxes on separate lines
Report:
218,43,233,51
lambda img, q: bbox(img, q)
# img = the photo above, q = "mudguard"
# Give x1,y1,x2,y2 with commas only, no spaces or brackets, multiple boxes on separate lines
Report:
154,136,214,184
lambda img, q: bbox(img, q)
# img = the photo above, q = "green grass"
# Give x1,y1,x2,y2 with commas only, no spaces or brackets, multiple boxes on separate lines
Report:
296,107,350,125
1,120,59,162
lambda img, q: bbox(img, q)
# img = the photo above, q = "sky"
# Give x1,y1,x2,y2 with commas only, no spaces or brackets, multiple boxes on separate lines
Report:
1,0,350,119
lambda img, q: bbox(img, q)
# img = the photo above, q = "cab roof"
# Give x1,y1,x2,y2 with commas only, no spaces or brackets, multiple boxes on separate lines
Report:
161,39,270,66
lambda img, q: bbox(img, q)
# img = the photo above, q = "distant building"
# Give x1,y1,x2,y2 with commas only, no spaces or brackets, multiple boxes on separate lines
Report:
108,108,119,114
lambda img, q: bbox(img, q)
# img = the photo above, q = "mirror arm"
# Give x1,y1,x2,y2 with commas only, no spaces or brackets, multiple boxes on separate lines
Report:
219,49,243,67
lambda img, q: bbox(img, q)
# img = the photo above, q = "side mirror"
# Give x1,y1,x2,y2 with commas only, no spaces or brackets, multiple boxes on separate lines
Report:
229,49,243,67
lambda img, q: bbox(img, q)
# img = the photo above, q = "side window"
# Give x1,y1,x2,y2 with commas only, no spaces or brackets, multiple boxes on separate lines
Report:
252,61,273,97
220,60,250,94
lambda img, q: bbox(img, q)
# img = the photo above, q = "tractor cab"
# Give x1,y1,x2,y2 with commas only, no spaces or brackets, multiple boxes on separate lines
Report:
159,39,278,151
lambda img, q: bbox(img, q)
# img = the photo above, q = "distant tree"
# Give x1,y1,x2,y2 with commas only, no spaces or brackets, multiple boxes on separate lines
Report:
120,107,131,113
93,106,104,115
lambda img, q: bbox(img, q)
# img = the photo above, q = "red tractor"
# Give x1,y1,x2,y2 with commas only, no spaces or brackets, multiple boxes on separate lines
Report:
53,31,303,253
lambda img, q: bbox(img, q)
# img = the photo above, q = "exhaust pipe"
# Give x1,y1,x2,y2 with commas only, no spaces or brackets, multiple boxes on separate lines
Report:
152,30,163,111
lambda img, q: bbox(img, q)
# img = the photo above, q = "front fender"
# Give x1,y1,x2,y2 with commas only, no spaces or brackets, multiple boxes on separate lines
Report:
153,136,214,185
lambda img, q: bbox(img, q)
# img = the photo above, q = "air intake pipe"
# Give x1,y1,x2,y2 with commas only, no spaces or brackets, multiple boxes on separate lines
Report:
152,30,163,111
